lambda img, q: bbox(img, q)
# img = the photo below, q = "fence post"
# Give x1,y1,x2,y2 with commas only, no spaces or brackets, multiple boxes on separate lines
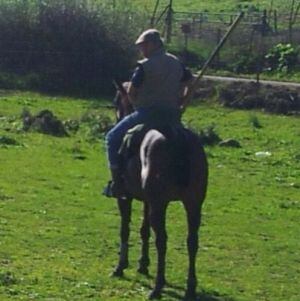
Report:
273,9,278,34
274,9,278,34
215,28,222,66
261,9,268,36
150,0,160,27
166,0,173,43
199,13,203,34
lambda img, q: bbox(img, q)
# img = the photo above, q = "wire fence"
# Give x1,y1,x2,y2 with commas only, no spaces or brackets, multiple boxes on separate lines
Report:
0,4,299,92
151,9,300,60
150,7,299,40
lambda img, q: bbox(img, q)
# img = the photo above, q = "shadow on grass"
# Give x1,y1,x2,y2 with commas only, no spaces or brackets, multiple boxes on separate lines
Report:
112,270,235,301
196,291,235,301
132,276,235,301
164,284,235,301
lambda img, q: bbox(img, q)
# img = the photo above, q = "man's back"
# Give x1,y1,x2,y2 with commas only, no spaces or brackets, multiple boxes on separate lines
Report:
133,49,183,109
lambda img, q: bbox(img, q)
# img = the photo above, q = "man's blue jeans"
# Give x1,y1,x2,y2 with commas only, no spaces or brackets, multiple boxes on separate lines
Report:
106,106,181,169
106,108,151,168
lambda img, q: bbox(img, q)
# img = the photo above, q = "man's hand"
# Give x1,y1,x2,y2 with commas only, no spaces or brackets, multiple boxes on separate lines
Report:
127,82,138,105
121,95,132,115
179,76,196,113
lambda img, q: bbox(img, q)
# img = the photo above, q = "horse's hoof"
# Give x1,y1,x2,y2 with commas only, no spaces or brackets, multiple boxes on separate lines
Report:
110,268,124,278
148,289,161,300
184,290,196,300
137,266,149,275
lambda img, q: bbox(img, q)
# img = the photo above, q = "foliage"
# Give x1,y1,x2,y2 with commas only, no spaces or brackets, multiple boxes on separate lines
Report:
228,52,265,74
0,135,21,146
0,0,147,94
1,0,299,92
265,43,299,73
0,272,18,286
186,122,222,145
172,49,205,68
249,114,263,129
218,81,300,114
80,111,114,141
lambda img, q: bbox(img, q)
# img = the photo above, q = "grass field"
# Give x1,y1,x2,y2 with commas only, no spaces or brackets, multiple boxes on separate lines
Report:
0,90,299,301
125,0,289,12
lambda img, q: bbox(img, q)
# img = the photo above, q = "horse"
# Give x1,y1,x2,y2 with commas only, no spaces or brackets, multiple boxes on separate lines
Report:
110,82,208,300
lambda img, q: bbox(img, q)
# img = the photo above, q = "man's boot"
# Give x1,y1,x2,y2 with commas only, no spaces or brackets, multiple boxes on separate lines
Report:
103,168,127,198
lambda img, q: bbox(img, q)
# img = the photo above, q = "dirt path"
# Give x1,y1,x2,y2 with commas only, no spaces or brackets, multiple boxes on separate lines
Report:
203,75,300,90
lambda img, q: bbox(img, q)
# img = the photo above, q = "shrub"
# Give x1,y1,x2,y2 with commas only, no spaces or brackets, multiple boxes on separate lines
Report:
0,0,147,95
0,272,17,285
80,111,114,141
228,51,265,74
172,49,205,68
186,122,221,145
198,124,222,145
249,114,262,129
218,81,300,115
0,136,20,146
265,43,299,73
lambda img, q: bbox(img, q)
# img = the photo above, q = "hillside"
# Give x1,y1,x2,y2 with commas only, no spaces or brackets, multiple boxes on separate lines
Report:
123,0,289,13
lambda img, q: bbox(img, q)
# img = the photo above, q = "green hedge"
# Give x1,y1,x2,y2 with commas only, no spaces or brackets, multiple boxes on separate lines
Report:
0,0,146,94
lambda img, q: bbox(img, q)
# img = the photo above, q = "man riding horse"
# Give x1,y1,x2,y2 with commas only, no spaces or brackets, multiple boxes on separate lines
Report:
104,29,194,198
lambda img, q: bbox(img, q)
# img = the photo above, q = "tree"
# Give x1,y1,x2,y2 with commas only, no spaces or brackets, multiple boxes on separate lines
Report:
288,0,300,42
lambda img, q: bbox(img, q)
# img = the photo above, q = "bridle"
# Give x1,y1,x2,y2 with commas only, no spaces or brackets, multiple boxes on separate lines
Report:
113,80,134,122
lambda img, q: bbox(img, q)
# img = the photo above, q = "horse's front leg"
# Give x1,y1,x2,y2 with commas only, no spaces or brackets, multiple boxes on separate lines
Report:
138,202,150,275
148,202,168,299
112,197,132,277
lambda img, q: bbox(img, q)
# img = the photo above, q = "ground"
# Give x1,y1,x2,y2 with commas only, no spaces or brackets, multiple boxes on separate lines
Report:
0,90,299,301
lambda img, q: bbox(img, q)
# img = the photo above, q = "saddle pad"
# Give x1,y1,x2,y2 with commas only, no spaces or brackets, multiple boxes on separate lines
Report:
118,123,149,160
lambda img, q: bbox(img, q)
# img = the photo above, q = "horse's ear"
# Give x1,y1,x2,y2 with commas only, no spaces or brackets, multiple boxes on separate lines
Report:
113,91,120,106
113,79,127,96
113,79,120,91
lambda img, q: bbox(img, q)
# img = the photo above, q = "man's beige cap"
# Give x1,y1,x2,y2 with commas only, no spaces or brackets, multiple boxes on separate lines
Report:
135,29,164,45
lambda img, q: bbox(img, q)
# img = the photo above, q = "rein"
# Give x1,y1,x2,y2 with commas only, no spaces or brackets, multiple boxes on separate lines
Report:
113,80,134,122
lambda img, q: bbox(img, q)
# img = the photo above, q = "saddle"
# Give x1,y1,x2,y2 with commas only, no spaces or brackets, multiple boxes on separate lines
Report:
118,123,191,187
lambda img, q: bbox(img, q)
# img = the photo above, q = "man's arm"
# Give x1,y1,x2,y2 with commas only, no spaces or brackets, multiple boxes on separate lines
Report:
179,66,195,111
127,82,138,104
127,64,144,104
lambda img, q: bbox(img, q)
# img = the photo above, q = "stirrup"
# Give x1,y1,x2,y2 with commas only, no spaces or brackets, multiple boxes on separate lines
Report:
102,180,127,199
102,181,114,198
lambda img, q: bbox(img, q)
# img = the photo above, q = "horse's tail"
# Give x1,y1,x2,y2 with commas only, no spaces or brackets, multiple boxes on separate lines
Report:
140,129,168,197
140,127,191,196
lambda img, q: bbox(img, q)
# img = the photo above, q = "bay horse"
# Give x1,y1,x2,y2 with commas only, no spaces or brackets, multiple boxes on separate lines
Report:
110,82,208,300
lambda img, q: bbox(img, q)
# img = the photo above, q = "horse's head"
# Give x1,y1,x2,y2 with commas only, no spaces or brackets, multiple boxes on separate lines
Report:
113,81,134,122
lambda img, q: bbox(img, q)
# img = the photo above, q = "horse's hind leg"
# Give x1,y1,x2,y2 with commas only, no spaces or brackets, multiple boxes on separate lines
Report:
112,197,132,277
148,202,168,299
138,202,150,275
184,200,202,299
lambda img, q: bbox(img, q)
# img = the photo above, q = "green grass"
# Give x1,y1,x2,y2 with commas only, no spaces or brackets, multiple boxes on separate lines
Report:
205,68,300,83
125,0,289,12
0,90,299,301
